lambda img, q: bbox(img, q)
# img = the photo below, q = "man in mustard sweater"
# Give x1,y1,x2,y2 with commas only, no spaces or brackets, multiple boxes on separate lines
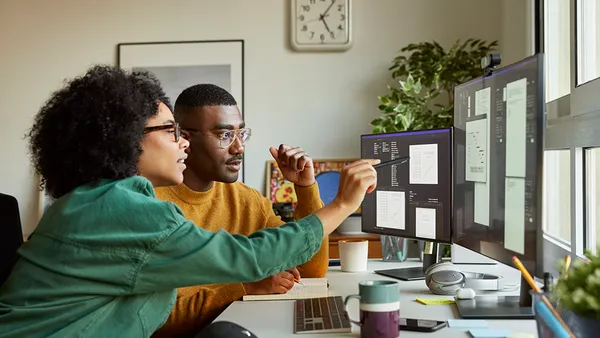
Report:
153,84,328,337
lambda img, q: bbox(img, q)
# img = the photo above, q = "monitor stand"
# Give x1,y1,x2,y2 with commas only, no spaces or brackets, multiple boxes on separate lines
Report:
455,274,534,319
373,267,426,281
373,245,439,281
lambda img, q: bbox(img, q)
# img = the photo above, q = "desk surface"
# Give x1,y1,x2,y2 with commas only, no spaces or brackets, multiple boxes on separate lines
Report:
216,260,537,337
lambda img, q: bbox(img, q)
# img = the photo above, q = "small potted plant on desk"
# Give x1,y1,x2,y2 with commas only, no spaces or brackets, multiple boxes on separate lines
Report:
553,247,600,337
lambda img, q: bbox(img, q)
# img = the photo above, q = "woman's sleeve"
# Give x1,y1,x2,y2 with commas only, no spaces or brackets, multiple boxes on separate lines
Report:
132,214,324,294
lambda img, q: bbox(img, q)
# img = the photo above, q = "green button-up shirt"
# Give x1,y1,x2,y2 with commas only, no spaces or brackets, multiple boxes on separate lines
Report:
0,176,323,337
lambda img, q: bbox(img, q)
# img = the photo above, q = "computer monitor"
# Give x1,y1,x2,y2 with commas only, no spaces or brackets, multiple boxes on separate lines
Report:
360,128,453,280
452,54,545,319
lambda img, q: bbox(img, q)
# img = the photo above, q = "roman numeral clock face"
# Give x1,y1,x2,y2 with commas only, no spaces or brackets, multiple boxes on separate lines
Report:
291,0,352,51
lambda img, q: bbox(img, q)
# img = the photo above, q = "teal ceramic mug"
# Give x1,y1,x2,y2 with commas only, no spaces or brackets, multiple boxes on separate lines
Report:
344,280,400,338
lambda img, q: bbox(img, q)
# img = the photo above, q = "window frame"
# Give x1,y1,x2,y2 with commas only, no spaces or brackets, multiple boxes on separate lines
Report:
585,147,599,252
537,0,600,272
571,0,600,117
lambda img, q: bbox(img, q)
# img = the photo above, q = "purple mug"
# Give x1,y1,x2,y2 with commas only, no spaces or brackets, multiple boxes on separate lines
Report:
344,280,400,338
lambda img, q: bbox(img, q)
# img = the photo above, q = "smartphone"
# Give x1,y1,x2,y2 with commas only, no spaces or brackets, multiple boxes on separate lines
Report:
399,318,446,332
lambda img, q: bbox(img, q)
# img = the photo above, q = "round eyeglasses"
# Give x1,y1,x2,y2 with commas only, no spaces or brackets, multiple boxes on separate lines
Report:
143,122,181,142
183,127,252,149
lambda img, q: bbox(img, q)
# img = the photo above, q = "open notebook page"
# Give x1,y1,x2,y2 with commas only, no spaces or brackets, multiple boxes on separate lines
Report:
242,278,328,301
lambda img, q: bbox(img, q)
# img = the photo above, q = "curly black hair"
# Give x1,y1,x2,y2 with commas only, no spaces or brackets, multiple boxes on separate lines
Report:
27,65,170,199
173,84,237,120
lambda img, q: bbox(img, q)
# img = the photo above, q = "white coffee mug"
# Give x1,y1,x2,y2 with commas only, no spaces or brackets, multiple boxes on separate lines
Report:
338,239,369,272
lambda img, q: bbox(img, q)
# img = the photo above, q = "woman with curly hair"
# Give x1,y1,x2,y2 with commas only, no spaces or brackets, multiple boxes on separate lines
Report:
0,65,379,338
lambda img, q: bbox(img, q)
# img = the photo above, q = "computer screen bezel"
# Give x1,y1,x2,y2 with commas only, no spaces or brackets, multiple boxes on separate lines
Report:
452,53,545,278
359,127,454,244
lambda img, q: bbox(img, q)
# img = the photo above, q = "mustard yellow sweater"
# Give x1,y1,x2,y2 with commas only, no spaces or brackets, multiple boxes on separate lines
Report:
152,181,327,337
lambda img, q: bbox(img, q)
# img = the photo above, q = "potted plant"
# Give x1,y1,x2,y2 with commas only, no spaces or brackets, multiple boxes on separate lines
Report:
553,248,600,336
371,38,498,133
372,38,498,259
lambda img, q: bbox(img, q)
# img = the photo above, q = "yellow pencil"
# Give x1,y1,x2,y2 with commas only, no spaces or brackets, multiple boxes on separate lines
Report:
564,255,571,277
512,256,575,338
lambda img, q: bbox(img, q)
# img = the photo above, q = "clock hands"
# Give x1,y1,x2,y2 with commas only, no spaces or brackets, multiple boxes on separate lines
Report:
305,14,328,24
301,0,337,41
322,16,331,33
322,0,336,17
318,0,336,35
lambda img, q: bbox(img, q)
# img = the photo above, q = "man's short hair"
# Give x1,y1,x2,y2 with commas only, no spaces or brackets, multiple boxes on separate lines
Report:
174,84,237,119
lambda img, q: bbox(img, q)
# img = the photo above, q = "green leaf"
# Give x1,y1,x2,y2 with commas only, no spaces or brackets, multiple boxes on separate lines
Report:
395,111,415,131
434,73,441,89
394,114,403,125
382,116,394,127
401,80,413,92
370,117,385,127
393,104,407,113
413,78,422,94
372,126,383,134
378,96,391,105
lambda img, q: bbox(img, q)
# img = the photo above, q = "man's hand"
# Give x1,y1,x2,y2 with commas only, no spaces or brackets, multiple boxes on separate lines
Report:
243,268,301,295
269,144,315,187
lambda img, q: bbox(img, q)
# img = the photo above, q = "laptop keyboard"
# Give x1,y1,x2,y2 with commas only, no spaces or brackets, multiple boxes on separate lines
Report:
294,296,352,334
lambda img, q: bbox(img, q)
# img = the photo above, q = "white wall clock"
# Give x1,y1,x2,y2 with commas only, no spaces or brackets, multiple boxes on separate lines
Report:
290,0,352,52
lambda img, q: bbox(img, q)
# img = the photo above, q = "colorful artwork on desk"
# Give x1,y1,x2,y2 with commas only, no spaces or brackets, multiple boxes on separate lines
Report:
265,159,361,215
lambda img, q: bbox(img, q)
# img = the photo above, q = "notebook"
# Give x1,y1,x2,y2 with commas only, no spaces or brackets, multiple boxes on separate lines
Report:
242,278,328,301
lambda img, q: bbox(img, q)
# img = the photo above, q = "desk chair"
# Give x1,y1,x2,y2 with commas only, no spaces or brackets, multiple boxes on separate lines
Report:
0,193,24,286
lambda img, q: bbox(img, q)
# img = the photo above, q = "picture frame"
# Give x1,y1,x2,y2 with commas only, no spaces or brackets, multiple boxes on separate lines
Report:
117,39,245,181
265,158,361,215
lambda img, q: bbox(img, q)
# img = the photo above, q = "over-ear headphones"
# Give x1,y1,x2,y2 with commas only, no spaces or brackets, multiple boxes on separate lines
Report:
424,261,518,295
424,261,466,295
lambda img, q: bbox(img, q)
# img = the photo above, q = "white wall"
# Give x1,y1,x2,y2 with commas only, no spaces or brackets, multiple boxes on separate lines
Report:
500,0,535,66
0,0,515,237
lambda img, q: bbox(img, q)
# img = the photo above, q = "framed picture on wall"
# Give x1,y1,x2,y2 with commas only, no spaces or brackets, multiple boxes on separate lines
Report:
265,158,361,215
117,39,245,182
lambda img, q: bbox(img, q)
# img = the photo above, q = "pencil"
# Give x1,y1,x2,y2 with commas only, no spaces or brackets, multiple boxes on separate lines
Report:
564,255,571,277
294,278,304,286
512,256,575,338
372,157,410,169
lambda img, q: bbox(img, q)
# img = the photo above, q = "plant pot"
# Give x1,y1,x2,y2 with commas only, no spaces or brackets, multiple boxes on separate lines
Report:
560,308,600,338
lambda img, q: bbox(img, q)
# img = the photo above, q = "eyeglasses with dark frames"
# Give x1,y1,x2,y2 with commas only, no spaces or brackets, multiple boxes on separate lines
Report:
182,127,252,149
143,122,181,142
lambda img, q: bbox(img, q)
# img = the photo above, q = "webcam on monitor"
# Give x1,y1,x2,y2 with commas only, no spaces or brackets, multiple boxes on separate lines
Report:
481,53,502,76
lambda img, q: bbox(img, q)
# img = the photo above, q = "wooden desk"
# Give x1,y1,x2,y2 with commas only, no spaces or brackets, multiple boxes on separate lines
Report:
328,232,382,259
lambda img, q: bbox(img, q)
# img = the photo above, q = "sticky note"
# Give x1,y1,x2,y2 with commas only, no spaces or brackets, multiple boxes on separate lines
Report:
415,298,455,305
447,319,488,328
469,329,511,338
507,334,534,338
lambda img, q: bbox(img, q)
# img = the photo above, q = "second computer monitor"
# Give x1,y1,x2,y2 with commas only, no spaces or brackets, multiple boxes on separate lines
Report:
453,54,545,278
361,128,453,243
